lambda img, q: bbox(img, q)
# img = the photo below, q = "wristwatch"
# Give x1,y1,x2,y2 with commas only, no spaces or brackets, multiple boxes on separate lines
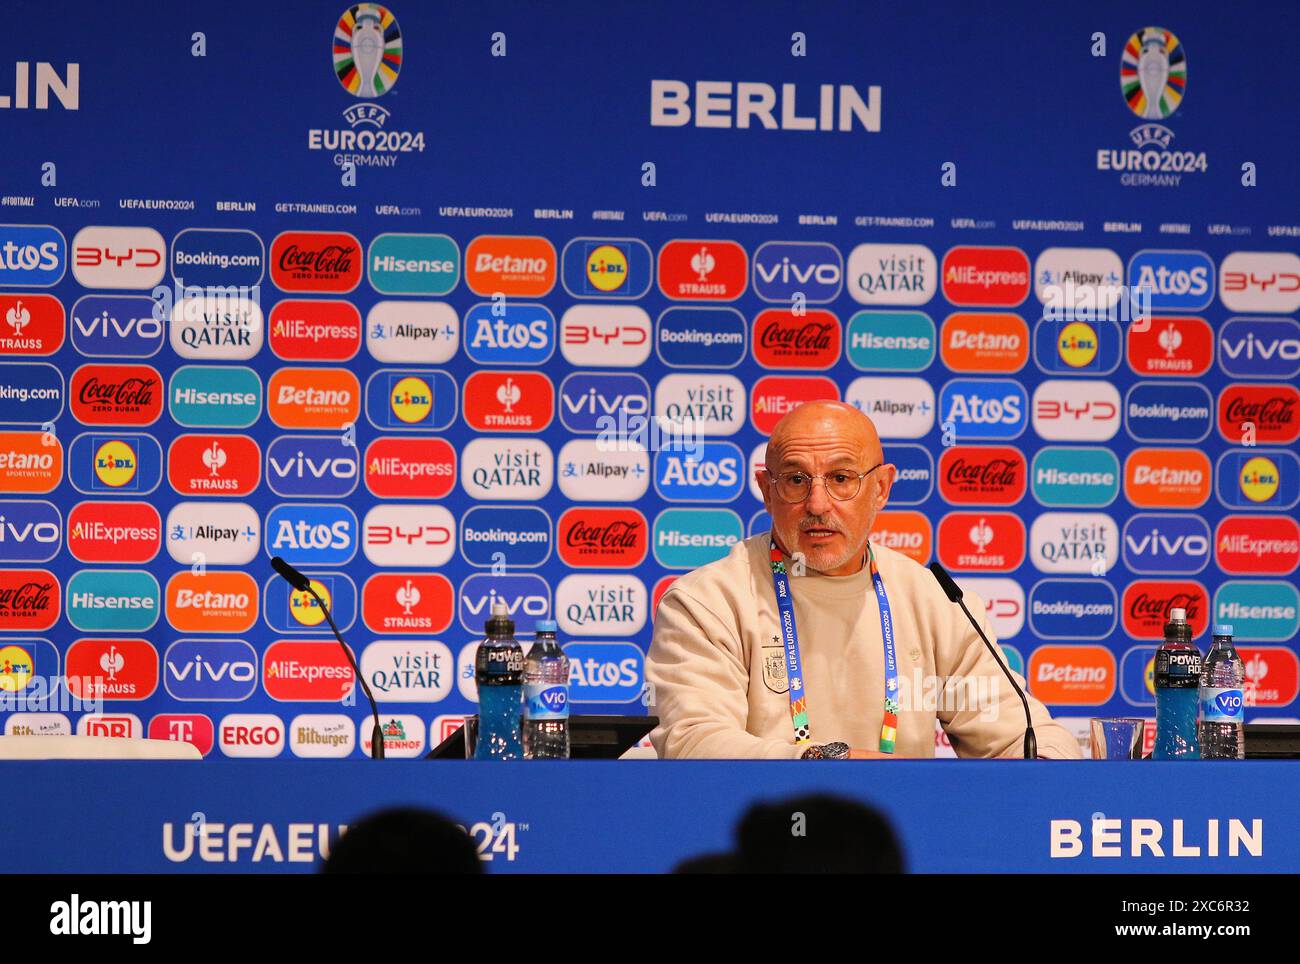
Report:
801,741,850,760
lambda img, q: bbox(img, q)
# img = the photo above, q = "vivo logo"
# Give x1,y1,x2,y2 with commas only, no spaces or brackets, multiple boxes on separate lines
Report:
458,573,551,636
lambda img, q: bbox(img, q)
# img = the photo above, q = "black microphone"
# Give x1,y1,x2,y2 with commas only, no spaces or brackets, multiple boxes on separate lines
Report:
928,561,1037,760
270,556,384,760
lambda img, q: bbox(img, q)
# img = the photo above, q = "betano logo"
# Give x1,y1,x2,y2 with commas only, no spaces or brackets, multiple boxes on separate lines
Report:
1124,448,1211,508
1027,645,1114,705
0,431,61,493
165,571,258,634
267,367,360,429
940,312,1028,373
868,511,931,565
464,235,556,297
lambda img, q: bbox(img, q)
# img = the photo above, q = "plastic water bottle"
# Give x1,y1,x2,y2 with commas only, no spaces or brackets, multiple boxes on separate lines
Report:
523,619,570,759
1199,624,1245,760
1153,607,1201,760
473,601,524,760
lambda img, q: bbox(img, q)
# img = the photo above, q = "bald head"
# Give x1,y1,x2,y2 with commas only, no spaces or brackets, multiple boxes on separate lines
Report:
765,401,883,472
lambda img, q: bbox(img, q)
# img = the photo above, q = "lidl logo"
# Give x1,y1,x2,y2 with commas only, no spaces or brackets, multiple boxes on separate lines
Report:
844,311,935,372
69,433,162,496
169,366,262,428
1127,316,1213,377
1030,447,1119,507
561,238,653,299
1214,581,1300,642
751,241,843,304
367,233,459,295
655,307,747,368
463,302,555,366
459,505,552,568
651,508,743,569
1122,513,1211,575
1120,645,1158,707
1126,249,1213,311
365,369,458,431
264,571,357,635
1028,579,1117,640
1215,449,1300,511
1034,318,1121,375
1126,382,1213,443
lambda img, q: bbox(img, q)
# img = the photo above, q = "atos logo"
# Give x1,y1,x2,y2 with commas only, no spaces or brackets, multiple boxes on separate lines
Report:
558,372,650,434
938,379,1027,441
268,299,362,361
65,638,158,701
366,301,459,364
0,224,66,287
168,434,261,497
148,714,215,757
463,371,554,433
458,573,551,636
845,311,935,372
367,233,459,296
1122,514,1211,575
561,237,654,299
1214,515,1300,576
936,512,1025,573
0,363,62,425
658,239,747,301
1126,250,1214,311
1126,382,1213,443
464,303,555,366
754,376,841,435
1033,318,1122,375
1127,316,1213,377
362,573,454,636
65,569,159,633
1030,447,1119,507
69,433,163,496
362,504,455,567
265,434,359,498
70,295,163,357
171,228,265,289
937,446,1026,505
654,442,744,502
71,226,166,289
365,369,457,431
263,503,357,566
656,307,746,368
752,309,841,369
169,366,262,429
1028,579,1117,640
1218,318,1300,380
940,246,1031,307
1216,450,1300,511
364,437,456,499
0,293,64,356
264,572,358,635
887,444,935,506
262,640,356,702
1218,252,1300,314
557,508,647,569
652,508,743,570
269,230,362,293
460,505,552,568
564,642,644,704
556,573,646,637
69,364,162,426
1122,581,1210,640
1214,582,1300,642
560,305,652,367
1217,384,1300,445
1031,380,1120,442
66,501,160,564
0,500,61,563
751,241,843,304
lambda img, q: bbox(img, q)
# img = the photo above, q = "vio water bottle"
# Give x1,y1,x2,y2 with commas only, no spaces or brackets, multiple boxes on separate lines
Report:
1199,624,1246,760
473,600,524,760
523,619,570,759
1153,607,1202,760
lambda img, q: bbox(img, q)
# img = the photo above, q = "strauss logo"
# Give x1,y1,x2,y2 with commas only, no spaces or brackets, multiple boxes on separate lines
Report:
396,579,421,615
968,517,994,552
5,299,30,335
99,644,124,681
1157,321,1182,358
1244,654,1268,705
690,245,716,282
495,376,520,414
202,441,227,477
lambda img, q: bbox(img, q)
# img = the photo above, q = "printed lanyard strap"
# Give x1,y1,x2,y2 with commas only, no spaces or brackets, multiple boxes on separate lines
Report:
769,539,899,753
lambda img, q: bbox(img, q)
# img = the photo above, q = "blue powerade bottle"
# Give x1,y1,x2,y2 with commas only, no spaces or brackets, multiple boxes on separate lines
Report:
474,600,524,760
1153,607,1201,760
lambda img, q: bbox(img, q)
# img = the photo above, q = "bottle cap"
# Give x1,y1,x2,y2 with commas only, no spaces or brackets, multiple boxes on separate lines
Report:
534,619,558,633
1168,607,1187,622
1213,624,1234,637
485,600,514,637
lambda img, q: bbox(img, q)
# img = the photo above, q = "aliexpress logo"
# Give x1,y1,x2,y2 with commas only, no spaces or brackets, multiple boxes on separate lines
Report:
464,235,556,297
267,367,360,429
937,446,1026,505
1127,316,1213,377
939,313,1029,373
1217,384,1299,445
1122,580,1210,639
0,294,64,355
557,507,648,568
462,371,554,432
940,246,1031,307
936,512,1025,573
268,299,362,361
69,364,163,426
868,511,932,565
658,240,748,302
751,309,841,369
165,570,259,634
167,434,261,497
362,572,454,635
363,437,456,499
262,640,356,701
750,375,840,434
0,431,62,493
66,501,161,563
65,638,159,701
269,231,362,293
1027,645,1114,705
1124,448,1211,508
0,568,59,630
1214,516,1300,576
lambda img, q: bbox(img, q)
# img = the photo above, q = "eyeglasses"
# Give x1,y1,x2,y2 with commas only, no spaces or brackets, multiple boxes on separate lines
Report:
766,463,884,504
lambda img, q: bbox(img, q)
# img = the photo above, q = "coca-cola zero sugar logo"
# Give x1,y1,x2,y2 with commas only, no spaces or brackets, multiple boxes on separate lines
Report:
69,365,163,425
270,231,362,293
557,508,648,568
937,446,1026,504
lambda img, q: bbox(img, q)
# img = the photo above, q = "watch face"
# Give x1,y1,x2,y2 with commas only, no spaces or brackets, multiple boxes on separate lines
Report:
824,741,850,759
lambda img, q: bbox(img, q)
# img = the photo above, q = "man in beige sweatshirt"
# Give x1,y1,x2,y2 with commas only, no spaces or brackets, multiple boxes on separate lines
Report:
647,401,1081,760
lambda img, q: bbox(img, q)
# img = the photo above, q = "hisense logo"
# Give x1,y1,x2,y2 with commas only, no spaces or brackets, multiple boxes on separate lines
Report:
0,62,78,109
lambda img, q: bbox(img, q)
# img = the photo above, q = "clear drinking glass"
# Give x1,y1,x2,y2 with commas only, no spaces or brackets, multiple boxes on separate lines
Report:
1089,718,1145,759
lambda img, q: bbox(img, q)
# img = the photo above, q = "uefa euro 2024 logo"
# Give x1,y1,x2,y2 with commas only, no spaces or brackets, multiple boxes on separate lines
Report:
334,4,402,99
1120,26,1185,120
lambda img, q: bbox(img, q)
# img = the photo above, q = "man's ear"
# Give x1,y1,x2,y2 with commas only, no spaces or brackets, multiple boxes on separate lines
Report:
875,463,897,509
755,467,773,515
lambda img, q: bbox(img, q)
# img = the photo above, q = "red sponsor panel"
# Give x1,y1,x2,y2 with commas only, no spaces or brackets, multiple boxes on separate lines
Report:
937,446,1027,505
263,640,356,701
268,299,362,361
750,375,840,435
1127,316,1213,377
65,638,159,701
266,367,360,429
462,371,554,432
0,431,63,493
69,364,163,425
1124,448,1211,508
751,309,841,369
1027,645,1115,705
167,434,261,497
868,511,932,565
148,713,215,756
1240,646,1300,707
269,231,362,293
940,312,1030,373
0,569,60,631
363,437,456,498
464,235,557,297
937,512,1026,572
557,507,648,568
1122,580,1210,639
0,294,64,355
652,575,678,615
165,570,259,634
1217,383,1300,444
1215,516,1300,575
362,572,455,635
67,501,162,563
657,240,748,301
940,246,1031,306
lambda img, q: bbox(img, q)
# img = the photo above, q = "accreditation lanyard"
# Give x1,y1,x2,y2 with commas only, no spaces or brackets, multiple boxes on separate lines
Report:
769,539,900,753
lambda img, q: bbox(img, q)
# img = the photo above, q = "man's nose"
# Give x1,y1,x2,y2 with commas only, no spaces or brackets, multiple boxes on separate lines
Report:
805,477,833,515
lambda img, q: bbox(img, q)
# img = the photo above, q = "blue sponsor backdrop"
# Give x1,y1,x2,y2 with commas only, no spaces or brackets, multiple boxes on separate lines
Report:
0,0,1297,759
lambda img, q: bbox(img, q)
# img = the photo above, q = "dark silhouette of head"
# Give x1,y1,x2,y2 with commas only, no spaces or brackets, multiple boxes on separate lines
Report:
322,807,482,874
732,793,904,873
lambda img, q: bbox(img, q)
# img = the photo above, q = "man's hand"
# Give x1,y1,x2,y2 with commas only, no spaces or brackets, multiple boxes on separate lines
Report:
848,747,898,759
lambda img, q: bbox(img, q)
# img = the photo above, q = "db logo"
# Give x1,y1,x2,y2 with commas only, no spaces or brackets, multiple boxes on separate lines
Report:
652,575,678,615
165,571,259,634
1215,515,1300,575
936,512,1025,573
939,313,1028,373
1127,317,1213,377
148,714,215,756
462,371,554,432
69,364,163,426
0,294,65,356
78,714,143,739
1238,647,1300,707
868,511,932,566
362,572,454,635
750,375,840,434
1122,581,1210,639
167,434,261,497
268,300,362,361
262,641,356,702
66,501,161,563
65,638,159,701
0,431,62,494
937,446,1026,505
363,437,456,499
557,508,648,568
940,246,1030,307
1124,448,1211,508
218,713,285,758
1026,645,1115,705
269,231,362,293
657,239,747,302
70,226,166,290
267,367,360,429
1217,384,1300,444
751,309,841,369
464,235,556,297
